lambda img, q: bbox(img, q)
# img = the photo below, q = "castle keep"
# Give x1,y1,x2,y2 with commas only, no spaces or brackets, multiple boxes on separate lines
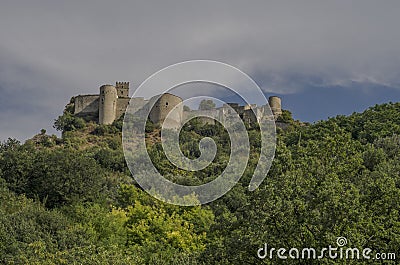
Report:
72,82,282,127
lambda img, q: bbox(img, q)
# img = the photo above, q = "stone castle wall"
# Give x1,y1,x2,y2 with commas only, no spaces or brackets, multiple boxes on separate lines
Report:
73,82,133,125
116,98,131,119
74,95,99,115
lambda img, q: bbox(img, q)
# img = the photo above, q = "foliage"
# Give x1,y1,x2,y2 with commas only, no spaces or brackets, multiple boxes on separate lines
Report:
54,112,86,132
198,99,216,110
93,124,120,135
145,119,156,133
0,181,134,264
0,143,111,208
1,101,400,264
276,109,294,123
117,184,214,263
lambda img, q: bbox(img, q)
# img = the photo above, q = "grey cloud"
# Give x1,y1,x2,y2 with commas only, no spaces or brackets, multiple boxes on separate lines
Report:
0,0,400,140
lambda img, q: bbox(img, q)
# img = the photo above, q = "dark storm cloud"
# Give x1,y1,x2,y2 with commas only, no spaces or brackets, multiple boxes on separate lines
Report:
1,0,400,140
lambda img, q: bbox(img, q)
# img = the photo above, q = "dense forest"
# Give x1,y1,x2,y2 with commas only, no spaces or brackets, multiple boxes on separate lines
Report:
1,102,400,264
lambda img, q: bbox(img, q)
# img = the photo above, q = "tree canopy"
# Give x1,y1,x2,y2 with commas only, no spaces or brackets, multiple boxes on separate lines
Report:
1,102,399,264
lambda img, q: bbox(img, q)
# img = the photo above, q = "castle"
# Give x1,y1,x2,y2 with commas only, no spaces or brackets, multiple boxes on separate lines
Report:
72,82,282,127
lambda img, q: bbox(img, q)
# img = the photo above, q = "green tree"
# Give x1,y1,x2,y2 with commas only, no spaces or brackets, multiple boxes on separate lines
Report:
54,112,86,132
199,99,216,110
117,184,214,263
28,149,109,208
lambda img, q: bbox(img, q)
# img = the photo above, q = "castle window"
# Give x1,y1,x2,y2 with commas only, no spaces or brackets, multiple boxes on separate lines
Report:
166,102,169,106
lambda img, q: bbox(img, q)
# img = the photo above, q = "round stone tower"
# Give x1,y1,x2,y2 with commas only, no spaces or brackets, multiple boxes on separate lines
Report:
268,96,282,117
149,93,183,129
99,85,117,125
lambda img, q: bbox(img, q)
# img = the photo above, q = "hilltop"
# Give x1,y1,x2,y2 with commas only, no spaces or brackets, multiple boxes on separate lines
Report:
0,101,399,264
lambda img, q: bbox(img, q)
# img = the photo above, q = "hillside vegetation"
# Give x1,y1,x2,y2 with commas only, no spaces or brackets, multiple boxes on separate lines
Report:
1,102,400,264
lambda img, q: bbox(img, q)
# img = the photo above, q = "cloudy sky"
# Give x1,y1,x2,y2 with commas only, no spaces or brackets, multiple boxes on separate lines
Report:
1,1,400,141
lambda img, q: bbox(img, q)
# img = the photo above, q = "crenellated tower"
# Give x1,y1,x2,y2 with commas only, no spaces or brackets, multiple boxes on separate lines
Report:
116,81,130,98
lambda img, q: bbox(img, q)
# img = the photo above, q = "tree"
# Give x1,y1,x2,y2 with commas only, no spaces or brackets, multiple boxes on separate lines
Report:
28,149,109,208
199,99,216,110
2,100,400,264
117,184,214,263
54,112,85,132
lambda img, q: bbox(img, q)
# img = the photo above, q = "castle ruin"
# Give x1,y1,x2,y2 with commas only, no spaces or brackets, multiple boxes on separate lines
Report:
73,82,131,124
72,82,282,127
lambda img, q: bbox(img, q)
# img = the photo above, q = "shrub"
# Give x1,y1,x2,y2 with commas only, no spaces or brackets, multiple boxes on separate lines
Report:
54,112,86,132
